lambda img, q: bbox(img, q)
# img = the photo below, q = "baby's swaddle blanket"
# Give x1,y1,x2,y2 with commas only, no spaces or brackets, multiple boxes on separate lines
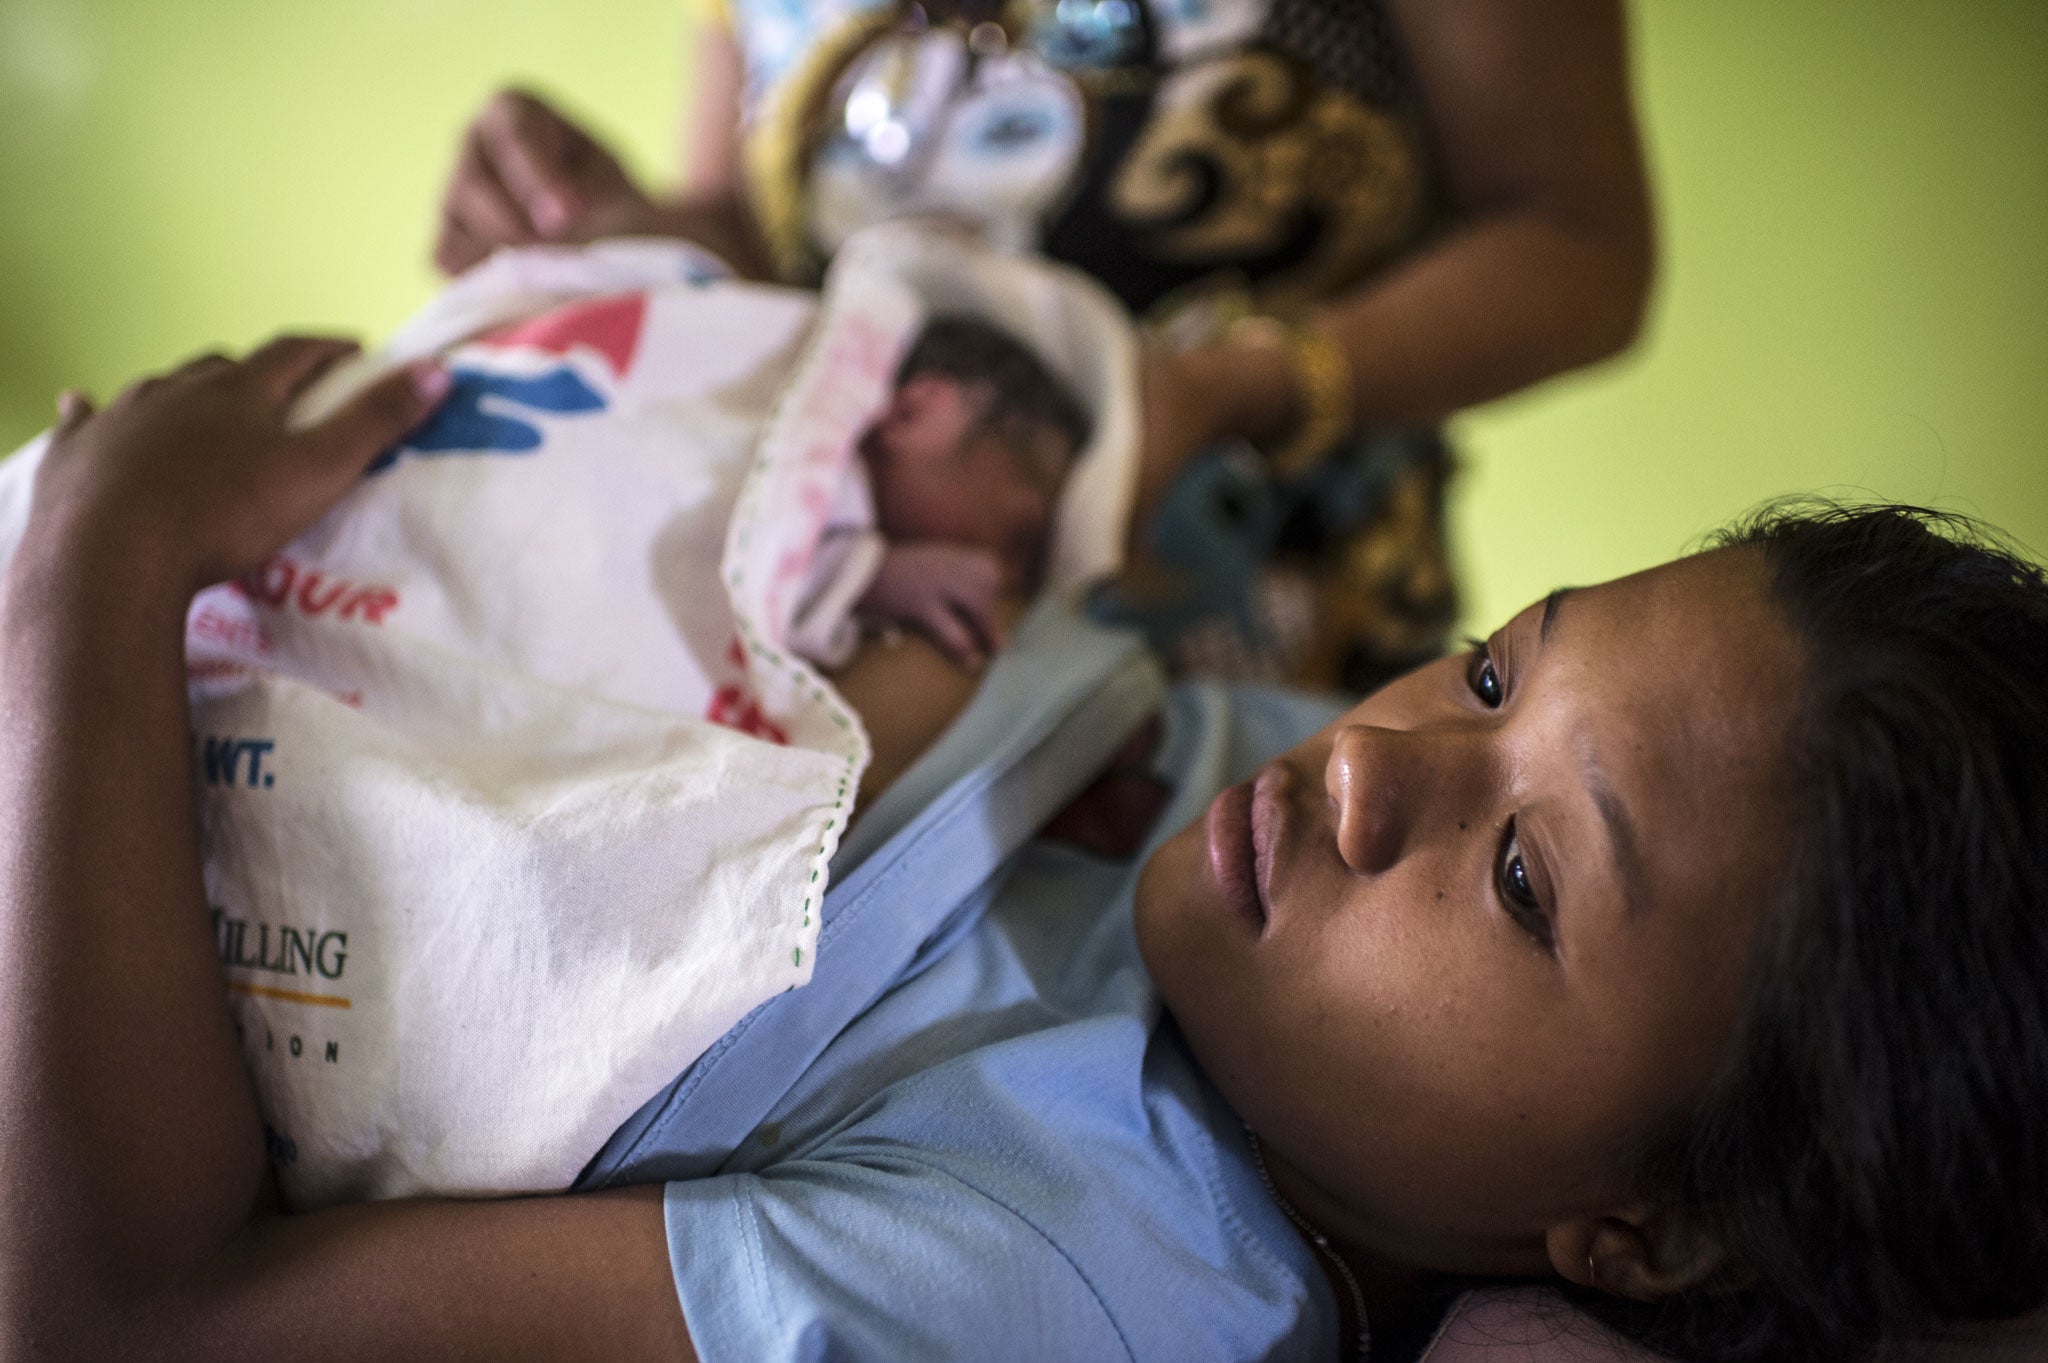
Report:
0,222,1138,1208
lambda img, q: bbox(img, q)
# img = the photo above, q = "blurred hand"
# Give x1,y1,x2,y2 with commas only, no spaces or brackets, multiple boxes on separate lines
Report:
23,339,450,599
1136,349,1221,509
1131,341,1296,535
433,88,671,276
859,540,1009,670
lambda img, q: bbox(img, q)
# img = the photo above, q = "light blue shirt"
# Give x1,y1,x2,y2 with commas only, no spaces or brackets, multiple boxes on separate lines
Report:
579,605,1348,1361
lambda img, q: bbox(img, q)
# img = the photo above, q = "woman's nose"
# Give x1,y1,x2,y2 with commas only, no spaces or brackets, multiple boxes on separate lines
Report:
1324,723,1421,875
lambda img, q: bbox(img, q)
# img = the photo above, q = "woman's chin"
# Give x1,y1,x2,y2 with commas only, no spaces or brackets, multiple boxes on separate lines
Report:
1131,816,1208,980
1132,813,1266,1044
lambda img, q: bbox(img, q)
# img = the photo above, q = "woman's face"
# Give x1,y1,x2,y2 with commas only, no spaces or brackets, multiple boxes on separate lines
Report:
1134,548,1805,1277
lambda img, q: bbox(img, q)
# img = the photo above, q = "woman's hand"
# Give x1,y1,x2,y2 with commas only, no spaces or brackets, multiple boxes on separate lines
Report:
22,338,449,602
433,89,672,275
0,336,698,1363
1131,341,1295,535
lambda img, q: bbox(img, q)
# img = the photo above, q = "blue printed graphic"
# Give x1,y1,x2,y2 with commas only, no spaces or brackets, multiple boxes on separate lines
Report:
369,365,608,474
203,735,277,789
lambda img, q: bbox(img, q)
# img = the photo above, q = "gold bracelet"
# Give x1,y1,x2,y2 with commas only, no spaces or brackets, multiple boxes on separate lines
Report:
1227,314,1356,478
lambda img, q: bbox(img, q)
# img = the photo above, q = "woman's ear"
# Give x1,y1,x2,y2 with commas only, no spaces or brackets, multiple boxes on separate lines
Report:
1544,1203,1742,1302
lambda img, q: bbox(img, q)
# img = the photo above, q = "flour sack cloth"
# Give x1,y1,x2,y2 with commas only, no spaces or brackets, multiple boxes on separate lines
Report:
0,221,1139,1208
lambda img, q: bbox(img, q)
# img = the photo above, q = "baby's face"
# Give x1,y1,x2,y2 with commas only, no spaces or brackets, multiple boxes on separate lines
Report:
861,374,1071,593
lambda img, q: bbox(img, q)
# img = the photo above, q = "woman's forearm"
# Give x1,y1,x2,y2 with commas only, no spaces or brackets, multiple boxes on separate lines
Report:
651,190,774,282
1138,201,1650,532
0,346,457,1358
0,548,698,1363
1176,0,1653,448
1323,0,1654,428
0,349,698,1363
0,541,268,1354
1318,202,1653,428
1172,204,1652,456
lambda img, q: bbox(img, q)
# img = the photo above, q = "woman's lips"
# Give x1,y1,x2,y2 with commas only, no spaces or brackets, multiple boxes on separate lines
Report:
1250,762,1288,914
1206,781,1267,931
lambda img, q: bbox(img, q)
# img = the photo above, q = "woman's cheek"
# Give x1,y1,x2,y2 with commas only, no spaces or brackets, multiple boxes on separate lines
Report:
1131,827,1224,989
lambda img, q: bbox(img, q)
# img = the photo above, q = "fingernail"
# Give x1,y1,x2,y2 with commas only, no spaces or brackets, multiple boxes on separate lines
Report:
535,195,569,234
411,361,453,403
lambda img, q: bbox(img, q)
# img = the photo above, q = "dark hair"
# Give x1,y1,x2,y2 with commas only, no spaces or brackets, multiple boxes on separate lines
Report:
896,313,1092,483
1577,503,2048,1361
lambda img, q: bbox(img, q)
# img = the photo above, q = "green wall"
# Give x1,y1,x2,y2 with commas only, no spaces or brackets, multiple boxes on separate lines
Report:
1454,2,2048,625
2,0,2042,629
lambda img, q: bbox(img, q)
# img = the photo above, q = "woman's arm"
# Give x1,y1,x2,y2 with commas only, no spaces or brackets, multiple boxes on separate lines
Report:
433,24,768,279
0,345,694,1362
1136,0,1654,516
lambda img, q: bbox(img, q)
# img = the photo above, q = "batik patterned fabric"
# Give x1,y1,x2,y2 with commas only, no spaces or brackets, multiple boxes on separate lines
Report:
715,0,1458,690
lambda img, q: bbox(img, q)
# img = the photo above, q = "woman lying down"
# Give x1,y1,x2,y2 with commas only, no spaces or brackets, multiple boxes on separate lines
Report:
2,262,2046,1363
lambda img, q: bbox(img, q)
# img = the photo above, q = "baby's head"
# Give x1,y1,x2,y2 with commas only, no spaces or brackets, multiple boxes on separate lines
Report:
1134,502,2048,1361
860,314,1091,594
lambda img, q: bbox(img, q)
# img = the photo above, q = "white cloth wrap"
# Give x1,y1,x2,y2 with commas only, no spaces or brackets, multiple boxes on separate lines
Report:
0,220,1139,1207
786,462,886,669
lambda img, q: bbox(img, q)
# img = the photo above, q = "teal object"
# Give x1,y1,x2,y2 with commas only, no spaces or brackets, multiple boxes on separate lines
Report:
1087,431,1442,654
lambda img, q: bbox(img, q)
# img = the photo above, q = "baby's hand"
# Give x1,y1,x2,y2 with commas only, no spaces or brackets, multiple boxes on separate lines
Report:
860,540,1009,670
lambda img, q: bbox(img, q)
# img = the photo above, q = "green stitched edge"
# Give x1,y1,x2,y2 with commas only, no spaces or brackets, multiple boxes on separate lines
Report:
718,269,908,978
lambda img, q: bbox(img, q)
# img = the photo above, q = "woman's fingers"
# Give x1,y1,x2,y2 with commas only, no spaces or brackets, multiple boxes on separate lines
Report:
244,335,362,406
447,131,541,248
433,203,489,276
297,359,450,475
172,352,235,383
53,389,95,433
433,90,579,272
25,345,448,594
476,90,582,236
262,359,449,546
430,88,648,274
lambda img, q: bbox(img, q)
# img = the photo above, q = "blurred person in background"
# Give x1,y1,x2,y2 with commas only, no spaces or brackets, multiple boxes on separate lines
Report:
433,0,1655,692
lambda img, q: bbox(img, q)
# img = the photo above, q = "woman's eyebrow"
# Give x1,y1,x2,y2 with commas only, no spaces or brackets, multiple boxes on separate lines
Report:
1539,586,1575,642
1541,586,1647,920
1586,757,1649,921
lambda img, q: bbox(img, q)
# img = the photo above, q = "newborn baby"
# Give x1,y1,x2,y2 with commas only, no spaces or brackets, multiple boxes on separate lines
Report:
790,315,1091,670
11,234,1130,1207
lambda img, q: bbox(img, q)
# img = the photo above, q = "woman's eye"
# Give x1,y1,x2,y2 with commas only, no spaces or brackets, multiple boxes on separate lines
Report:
1465,640,1503,708
1496,821,1556,953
